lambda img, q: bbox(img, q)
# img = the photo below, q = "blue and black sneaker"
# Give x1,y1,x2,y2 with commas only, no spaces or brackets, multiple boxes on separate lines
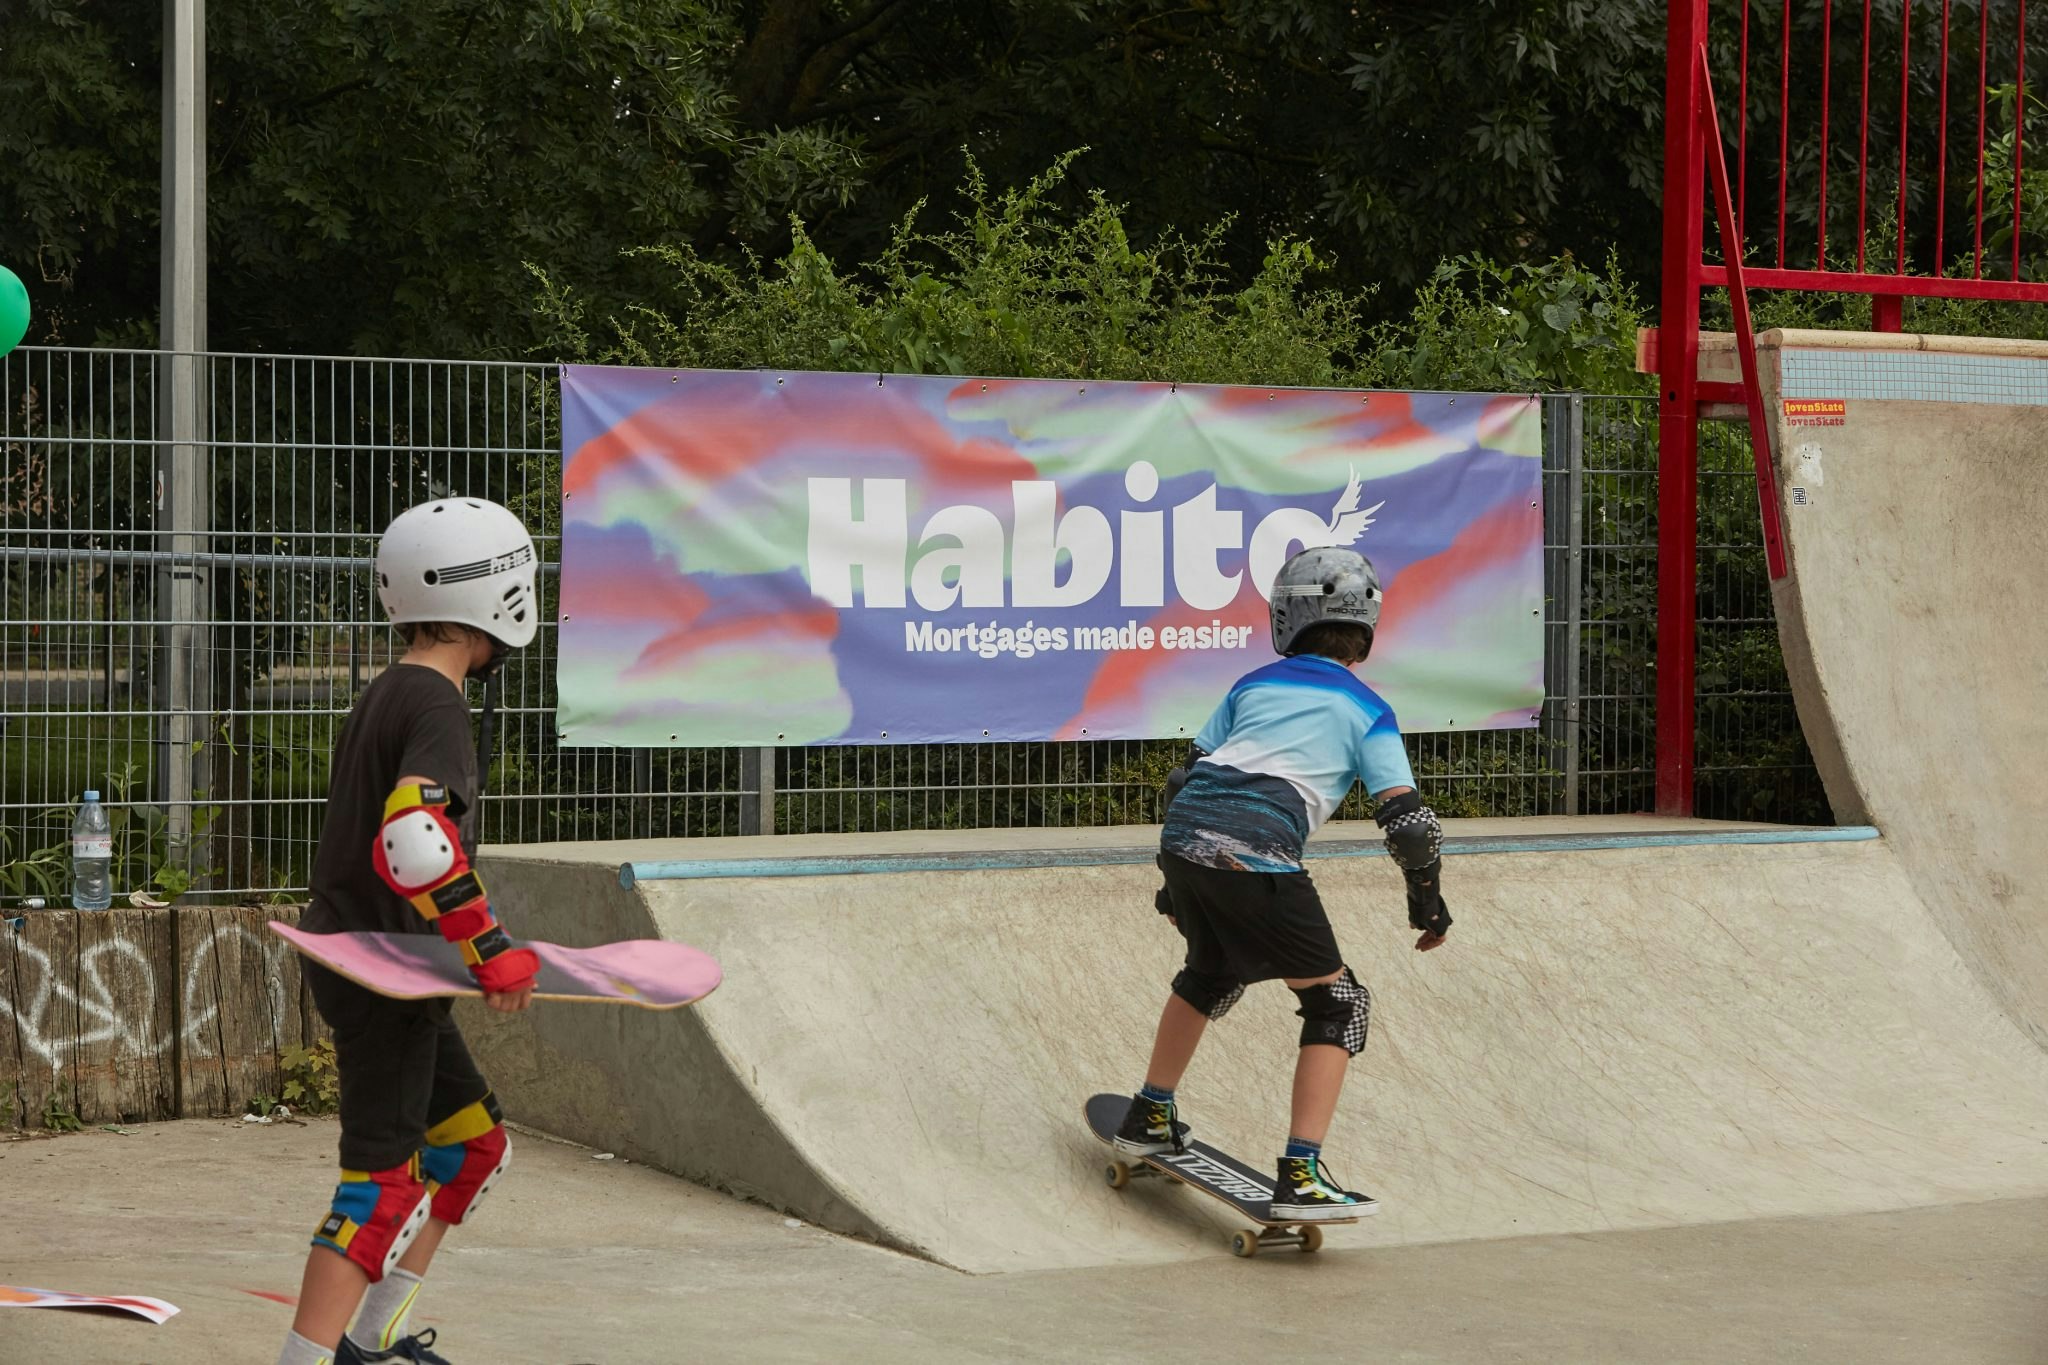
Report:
338,1328,451,1365
1112,1094,1192,1155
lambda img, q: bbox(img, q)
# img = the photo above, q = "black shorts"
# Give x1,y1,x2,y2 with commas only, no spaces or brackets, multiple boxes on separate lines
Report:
1159,852,1343,986
306,962,492,1171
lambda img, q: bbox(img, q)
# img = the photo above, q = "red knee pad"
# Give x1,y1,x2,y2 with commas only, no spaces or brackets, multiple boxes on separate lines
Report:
421,1095,511,1225
313,1156,431,1282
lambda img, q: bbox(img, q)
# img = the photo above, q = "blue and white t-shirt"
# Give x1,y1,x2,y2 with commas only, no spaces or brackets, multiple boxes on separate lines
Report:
1160,655,1414,873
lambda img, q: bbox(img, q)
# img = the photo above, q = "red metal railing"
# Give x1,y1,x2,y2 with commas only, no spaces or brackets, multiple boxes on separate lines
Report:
1656,0,2048,814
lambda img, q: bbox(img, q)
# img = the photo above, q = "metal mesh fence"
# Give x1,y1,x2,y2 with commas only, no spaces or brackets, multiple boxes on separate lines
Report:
0,349,1826,902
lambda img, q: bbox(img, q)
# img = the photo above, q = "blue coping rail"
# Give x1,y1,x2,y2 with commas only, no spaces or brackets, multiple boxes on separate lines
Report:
617,825,1880,888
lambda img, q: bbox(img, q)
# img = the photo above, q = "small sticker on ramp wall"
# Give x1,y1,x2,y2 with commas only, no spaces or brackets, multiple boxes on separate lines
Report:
1784,398,1847,426
1793,442,1825,488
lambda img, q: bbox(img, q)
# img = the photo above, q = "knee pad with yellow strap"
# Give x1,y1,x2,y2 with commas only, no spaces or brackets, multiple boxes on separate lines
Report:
313,1157,431,1282
421,1094,510,1225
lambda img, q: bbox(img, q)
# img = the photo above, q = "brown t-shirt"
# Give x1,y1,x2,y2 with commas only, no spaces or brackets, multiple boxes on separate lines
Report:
301,664,477,937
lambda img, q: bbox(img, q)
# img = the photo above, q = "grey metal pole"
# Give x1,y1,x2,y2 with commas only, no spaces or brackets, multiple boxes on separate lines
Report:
158,0,210,881
1563,397,1585,817
739,747,776,836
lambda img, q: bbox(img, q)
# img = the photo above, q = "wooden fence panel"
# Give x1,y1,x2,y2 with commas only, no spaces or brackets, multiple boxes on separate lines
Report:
175,906,308,1117
0,905,315,1126
71,908,176,1123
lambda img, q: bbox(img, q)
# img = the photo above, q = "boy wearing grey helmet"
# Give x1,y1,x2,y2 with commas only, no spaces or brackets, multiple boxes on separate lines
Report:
1111,546,1453,1220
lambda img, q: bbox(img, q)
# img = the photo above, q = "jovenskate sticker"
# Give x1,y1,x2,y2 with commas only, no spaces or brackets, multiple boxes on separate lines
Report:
1791,487,1810,507
1784,398,1847,426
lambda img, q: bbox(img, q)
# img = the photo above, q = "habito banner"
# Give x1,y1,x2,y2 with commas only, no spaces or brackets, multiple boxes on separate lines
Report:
556,367,1543,747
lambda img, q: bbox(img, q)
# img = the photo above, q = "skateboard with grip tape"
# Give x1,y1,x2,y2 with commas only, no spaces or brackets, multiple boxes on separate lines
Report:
270,922,720,1008
1084,1092,1366,1257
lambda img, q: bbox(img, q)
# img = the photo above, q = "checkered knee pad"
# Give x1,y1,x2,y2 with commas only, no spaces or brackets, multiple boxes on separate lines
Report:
1172,968,1246,1021
1292,967,1371,1055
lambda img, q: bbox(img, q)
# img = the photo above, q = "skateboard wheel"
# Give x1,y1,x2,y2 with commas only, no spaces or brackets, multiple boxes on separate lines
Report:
1105,1161,1130,1190
1231,1230,1260,1258
1300,1225,1324,1253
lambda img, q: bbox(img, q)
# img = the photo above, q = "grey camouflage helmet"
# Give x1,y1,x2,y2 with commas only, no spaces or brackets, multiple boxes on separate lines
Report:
1269,546,1384,657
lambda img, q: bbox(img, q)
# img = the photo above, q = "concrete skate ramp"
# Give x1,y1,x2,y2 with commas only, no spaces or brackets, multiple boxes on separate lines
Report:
472,821,2048,1272
1759,331,2048,1049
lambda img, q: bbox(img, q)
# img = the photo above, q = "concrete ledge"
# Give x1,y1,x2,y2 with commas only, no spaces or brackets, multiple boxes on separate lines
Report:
619,824,1879,884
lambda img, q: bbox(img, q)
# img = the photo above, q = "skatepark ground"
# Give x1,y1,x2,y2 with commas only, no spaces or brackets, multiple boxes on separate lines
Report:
4,1118,2045,1365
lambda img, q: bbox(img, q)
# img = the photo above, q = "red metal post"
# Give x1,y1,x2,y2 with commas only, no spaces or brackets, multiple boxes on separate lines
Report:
1936,0,1953,274
1859,0,1875,268
1779,0,1793,267
1821,0,1836,268
1898,0,1913,274
1977,0,1990,278
2016,0,2028,281
1657,0,1710,817
1700,48,1791,584
1739,0,1752,239
1872,294,1906,329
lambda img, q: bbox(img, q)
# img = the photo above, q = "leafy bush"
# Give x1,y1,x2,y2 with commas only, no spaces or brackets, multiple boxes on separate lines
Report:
534,152,1649,395
281,1040,340,1115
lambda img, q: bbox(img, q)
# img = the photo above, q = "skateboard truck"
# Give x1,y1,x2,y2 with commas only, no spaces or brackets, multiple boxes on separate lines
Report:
1096,1132,1341,1259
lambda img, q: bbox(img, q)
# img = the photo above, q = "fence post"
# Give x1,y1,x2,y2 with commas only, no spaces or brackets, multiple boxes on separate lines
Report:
158,0,211,882
739,747,776,836
1541,396,1587,817
1563,396,1585,816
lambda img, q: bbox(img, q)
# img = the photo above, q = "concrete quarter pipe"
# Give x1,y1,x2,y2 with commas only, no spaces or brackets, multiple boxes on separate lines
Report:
472,334,2048,1272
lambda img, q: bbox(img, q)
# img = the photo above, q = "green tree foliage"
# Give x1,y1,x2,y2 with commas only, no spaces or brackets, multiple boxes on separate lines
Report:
2,0,862,352
535,153,1651,393
3,0,1676,355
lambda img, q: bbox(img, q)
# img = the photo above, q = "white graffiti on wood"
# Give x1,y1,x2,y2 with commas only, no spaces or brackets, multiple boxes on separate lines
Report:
0,924,295,1069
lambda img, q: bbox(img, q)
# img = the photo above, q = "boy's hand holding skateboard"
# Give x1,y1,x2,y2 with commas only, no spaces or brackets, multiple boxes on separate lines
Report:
470,933,540,1011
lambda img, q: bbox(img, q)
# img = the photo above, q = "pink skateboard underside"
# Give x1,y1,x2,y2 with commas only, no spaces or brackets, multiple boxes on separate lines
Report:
269,922,720,1008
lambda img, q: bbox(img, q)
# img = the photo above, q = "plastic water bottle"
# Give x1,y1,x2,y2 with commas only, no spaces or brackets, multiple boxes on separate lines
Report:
71,790,113,911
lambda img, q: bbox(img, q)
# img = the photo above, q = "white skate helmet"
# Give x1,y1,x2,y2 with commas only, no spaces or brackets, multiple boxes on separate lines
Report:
1269,546,1383,657
376,498,539,649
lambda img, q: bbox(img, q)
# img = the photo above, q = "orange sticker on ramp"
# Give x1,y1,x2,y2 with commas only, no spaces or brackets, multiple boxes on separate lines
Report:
1784,398,1847,426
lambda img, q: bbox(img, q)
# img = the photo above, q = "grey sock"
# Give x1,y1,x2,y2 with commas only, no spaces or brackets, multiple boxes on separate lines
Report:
350,1267,425,1351
276,1329,336,1365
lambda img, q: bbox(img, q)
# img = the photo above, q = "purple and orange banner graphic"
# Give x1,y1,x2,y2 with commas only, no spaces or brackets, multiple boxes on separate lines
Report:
557,367,1543,747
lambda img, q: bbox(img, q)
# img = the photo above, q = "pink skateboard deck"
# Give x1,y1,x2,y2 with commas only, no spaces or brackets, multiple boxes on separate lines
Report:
269,923,720,1008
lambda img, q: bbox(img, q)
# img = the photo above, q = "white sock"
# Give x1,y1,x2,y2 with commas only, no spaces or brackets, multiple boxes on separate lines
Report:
348,1267,425,1350
277,1329,335,1365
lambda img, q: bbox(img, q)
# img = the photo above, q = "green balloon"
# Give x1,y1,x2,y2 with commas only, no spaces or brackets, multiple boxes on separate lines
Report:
0,266,27,356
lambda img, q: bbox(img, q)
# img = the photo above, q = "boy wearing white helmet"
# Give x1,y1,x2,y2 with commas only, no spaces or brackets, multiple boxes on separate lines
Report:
1112,546,1453,1220
277,498,543,1365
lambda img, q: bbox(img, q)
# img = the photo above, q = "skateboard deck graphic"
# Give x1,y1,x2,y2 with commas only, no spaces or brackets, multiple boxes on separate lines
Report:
1084,1092,1361,1257
270,923,721,1008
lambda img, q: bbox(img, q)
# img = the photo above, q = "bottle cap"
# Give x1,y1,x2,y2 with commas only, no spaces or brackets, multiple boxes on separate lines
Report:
83,790,100,802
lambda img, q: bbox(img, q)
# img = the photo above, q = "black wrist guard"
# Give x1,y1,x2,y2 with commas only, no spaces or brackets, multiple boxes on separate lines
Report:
1407,884,1452,936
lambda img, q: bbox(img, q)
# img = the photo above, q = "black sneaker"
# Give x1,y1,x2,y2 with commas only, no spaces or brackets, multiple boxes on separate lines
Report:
339,1329,451,1364
1111,1094,1191,1155
1269,1155,1380,1221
